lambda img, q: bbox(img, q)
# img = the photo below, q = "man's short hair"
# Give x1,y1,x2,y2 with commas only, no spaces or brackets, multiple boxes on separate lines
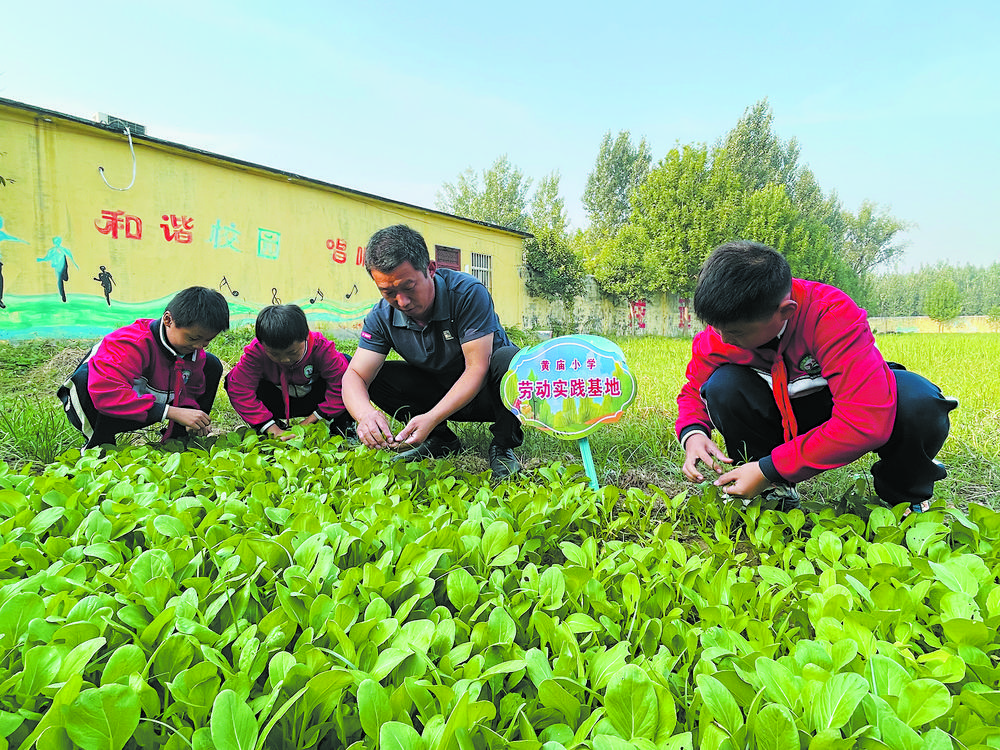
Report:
364,224,431,276
694,241,792,327
255,304,310,349
166,286,231,332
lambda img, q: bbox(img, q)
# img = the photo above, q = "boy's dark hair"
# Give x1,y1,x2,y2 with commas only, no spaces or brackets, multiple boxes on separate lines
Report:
166,286,231,332
255,304,310,349
694,241,792,327
364,224,431,276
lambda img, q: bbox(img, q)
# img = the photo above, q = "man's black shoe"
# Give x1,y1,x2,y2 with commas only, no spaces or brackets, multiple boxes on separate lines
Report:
489,443,521,480
392,434,462,463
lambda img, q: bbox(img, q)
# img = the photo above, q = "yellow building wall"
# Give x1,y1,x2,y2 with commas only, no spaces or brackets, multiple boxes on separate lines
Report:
0,100,527,340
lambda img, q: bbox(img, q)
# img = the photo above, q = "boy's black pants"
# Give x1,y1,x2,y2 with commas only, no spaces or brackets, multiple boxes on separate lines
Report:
64,353,223,449
701,364,957,505
251,376,354,435
367,345,524,449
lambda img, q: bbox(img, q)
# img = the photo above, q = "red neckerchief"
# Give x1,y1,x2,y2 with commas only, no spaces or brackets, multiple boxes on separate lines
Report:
163,357,188,443
770,333,798,443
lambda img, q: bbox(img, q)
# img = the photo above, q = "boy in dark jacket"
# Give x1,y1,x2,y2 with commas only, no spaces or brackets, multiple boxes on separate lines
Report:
59,286,230,448
225,304,352,440
676,240,956,514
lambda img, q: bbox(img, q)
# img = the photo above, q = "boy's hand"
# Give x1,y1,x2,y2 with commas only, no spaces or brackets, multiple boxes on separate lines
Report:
682,433,732,481
265,424,291,441
715,462,770,499
167,406,212,433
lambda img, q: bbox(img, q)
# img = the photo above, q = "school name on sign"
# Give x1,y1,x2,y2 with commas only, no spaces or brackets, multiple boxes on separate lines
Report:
502,335,637,439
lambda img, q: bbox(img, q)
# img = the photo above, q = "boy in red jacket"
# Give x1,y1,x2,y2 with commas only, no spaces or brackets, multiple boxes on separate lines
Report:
676,240,956,514
59,286,230,448
225,304,353,440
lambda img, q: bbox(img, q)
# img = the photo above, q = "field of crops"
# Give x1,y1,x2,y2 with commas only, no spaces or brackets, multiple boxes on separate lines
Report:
2,333,1000,748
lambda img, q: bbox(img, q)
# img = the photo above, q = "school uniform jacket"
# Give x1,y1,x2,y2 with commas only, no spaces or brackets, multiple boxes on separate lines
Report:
70,318,212,424
225,331,349,431
675,278,897,484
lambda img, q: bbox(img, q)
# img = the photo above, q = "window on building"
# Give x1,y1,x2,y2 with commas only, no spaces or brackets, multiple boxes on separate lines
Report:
435,245,461,271
470,252,493,292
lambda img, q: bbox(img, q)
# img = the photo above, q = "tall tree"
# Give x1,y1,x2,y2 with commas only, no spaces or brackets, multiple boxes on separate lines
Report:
524,172,584,304
592,143,741,298
841,201,911,276
716,98,909,296
592,140,860,301
582,130,652,237
436,155,532,232
740,183,860,298
716,98,802,194
529,171,568,235
925,278,963,330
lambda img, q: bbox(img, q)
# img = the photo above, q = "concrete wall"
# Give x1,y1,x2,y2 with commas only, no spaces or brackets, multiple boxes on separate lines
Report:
0,99,527,340
520,276,694,337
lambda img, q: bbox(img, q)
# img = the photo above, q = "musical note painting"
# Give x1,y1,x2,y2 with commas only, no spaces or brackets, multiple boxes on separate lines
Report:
220,276,240,297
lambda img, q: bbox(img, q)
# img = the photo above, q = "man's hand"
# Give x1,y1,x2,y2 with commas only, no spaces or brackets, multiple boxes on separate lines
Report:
714,461,771,499
395,413,440,447
167,406,211,434
682,432,733,482
356,410,400,450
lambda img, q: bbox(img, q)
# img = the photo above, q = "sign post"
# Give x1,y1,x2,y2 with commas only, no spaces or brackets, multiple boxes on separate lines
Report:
501,335,637,490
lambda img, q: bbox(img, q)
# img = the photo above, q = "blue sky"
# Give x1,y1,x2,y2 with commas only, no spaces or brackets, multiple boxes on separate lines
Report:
4,0,998,271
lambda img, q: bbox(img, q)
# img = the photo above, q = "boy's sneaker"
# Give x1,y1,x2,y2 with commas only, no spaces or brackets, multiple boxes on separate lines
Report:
760,484,801,512
393,434,462,463
488,443,521,480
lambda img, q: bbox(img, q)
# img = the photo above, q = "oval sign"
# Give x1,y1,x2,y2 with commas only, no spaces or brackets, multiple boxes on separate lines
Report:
501,335,637,439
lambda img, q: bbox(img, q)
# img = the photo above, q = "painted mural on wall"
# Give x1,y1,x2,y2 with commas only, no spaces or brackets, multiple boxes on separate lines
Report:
0,204,375,339
1,100,528,342
0,215,29,309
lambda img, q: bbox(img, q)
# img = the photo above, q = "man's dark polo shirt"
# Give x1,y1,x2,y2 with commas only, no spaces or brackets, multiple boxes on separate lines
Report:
358,268,513,377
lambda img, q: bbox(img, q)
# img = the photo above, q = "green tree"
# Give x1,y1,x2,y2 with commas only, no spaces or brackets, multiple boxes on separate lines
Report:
591,140,859,301
841,201,911,276
987,305,1000,332
715,98,908,299
436,154,532,232
581,130,652,237
716,98,802,194
523,172,584,304
585,98,908,304
867,270,922,317
740,183,860,299
591,143,739,299
924,278,963,331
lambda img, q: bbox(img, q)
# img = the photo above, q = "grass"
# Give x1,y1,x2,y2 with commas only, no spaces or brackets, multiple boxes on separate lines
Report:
1,331,997,512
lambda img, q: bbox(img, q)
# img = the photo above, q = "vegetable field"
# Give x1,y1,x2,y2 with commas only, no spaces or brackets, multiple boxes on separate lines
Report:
4,422,1000,749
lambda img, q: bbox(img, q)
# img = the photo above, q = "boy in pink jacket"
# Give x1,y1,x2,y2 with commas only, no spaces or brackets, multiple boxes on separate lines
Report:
676,240,956,514
225,304,353,440
59,286,230,448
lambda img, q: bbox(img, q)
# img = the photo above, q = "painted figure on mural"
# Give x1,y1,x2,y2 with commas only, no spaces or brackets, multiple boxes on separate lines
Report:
0,217,27,248
94,265,116,305
0,216,30,309
37,236,79,302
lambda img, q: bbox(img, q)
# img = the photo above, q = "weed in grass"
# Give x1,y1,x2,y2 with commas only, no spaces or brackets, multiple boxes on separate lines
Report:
0,393,78,466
